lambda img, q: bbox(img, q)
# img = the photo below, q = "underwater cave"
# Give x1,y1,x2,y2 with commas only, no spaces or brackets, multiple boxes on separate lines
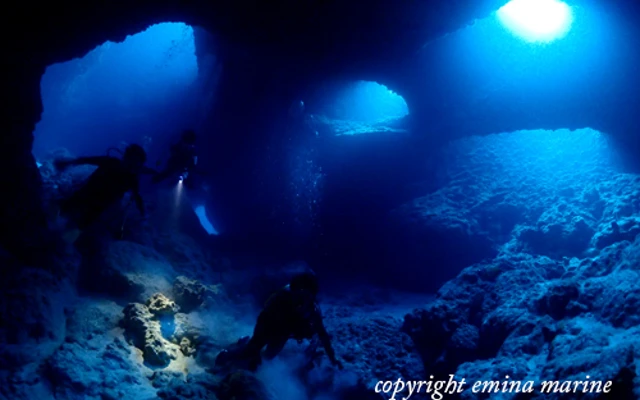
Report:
306,81,409,141
33,21,220,236
308,80,410,137
4,0,640,399
33,22,200,158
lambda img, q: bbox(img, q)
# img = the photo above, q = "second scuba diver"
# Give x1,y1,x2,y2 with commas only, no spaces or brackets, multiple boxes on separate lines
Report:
152,129,198,185
216,270,343,372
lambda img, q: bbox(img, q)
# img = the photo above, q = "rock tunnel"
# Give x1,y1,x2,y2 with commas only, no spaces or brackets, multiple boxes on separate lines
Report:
3,0,640,289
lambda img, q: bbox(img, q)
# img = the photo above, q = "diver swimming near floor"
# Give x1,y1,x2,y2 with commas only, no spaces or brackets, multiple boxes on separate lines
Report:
215,270,343,372
152,129,199,185
53,143,148,244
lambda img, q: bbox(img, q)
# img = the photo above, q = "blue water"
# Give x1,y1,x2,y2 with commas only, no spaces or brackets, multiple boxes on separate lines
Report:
33,22,200,161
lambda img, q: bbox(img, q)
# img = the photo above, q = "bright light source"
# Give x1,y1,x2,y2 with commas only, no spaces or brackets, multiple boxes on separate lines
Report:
174,180,184,208
497,0,573,43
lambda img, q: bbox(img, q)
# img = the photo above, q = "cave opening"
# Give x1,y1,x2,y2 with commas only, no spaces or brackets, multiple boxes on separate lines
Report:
33,22,201,159
308,80,409,137
32,21,220,235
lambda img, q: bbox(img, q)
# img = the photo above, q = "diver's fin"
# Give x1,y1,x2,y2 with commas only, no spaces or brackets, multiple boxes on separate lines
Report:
62,228,82,244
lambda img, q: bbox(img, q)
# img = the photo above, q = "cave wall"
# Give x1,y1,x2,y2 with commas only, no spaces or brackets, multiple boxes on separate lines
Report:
1,64,51,263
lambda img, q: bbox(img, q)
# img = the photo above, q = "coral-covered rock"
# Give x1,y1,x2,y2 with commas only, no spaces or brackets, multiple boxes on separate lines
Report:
122,303,155,348
64,299,121,347
403,236,640,397
32,300,156,400
517,215,595,259
171,312,209,356
173,276,207,313
121,303,179,367
390,129,635,291
172,276,225,313
582,269,640,329
147,293,179,317
44,335,155,400
593,217,640,250
535,281,581,320
446,324,479,366
323,305,424,387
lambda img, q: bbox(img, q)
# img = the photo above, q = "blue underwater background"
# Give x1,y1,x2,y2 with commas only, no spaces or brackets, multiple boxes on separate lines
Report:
3,2,640,400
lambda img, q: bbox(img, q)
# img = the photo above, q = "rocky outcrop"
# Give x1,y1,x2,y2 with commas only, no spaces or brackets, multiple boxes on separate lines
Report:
173,276,207,313
394,128,640,398
173,276,225,313
43,300,156,400
402,240,640,398
323,308,425,386
122,302,179,367
389,129,632,290
147,293,180,317
172,312,206,357
593,217,640,250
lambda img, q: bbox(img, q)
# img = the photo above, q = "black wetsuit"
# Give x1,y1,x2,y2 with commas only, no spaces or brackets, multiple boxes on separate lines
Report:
153,142,197,184
60,156,144,230
243,285,337,370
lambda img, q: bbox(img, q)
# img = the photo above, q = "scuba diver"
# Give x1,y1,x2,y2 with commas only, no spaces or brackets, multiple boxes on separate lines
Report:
152,129,198,185
216,270,343,372
53,144,148,244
